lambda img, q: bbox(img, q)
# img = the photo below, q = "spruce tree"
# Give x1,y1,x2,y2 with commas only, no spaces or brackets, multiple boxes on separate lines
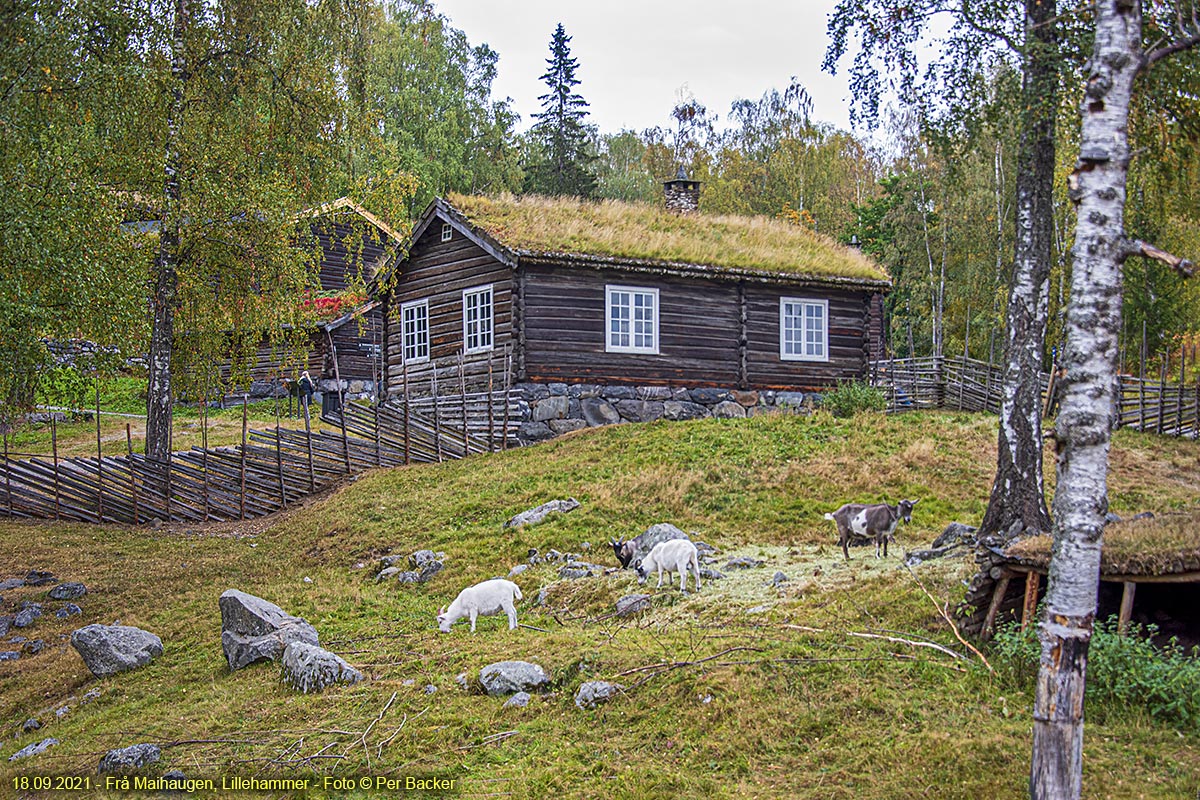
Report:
527,23,596,198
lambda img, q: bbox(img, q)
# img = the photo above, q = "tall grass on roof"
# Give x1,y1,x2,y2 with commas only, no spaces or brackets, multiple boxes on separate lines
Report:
448,192,889,282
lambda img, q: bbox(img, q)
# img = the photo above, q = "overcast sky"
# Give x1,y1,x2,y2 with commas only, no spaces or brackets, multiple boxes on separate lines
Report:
433,0,856,135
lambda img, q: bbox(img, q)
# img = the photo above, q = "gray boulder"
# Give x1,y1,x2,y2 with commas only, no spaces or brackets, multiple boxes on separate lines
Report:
417,560,444,583
56,604,83,618
71,625,162,678
932,522,978,549
409,550,441,568
533,395,569,421
479,661,549,696
624,523,691,566
508,564,528,578
504,498,581,529
690,388,730,406
699,569,726,581
98,744,161,774
772,571,789,586
711,401,746,419
517,421,555,442
548,418,588,435
726,556,765,569
503,691,531,708
615,594,651,617
774,391,806,408
8,738,58,762
49,582,87,600
0,578,24,591
15,604,42,628
376,567,402,582
558,566,591,580
615,399,664,423
662,400,709,421
22,719,40,733
219,590,318,671
575,681,624,709
24,570,56,586
279,642,364,693
0,651,19,662
581,398,621,427
0,616,10,637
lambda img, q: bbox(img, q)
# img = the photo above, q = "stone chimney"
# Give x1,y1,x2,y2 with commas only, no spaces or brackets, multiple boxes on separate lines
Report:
663,166,701,214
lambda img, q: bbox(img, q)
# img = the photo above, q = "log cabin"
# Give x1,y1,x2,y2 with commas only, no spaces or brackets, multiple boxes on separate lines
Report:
377,182,890,441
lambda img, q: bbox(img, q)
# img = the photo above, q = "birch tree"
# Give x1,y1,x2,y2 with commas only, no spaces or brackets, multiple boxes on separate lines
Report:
1031,1,1197,795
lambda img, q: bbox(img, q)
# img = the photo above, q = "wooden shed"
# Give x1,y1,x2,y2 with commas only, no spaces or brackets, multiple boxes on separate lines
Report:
960,510,1200,649
378,193,889,435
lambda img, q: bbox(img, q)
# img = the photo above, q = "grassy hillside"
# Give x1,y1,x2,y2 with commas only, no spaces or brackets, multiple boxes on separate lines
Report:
1,411,1198,799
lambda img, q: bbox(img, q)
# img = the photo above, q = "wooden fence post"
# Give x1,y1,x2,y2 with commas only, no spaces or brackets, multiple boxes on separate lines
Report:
303,394,315,492
487,352,495,453
432,371,443,463
1177,345,1186,437
202,395,210,521
1157,361,1167,434
459,352,469,457
95,381,103,521
52,416,60,521
340,401,351,474
127,424,138,525
240,395,248,521
501,347,511,450
3,428,11,518
402,360,411,466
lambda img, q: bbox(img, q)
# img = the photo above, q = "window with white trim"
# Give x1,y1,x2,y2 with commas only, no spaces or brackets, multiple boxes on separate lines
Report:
401,300,429,364
606,285,659,354
441,222,453,242
780,297,828,361
462,284,494,353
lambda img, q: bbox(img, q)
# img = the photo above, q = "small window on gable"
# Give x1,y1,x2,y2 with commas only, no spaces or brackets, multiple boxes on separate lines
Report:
463,284,494,354
606,285,659,354
401,299,429,364
441,222,453,242
780,297,828,362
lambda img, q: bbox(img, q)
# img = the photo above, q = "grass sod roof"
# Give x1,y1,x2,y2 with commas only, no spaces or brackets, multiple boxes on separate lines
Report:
1004,509,1200,577
443,192,890,286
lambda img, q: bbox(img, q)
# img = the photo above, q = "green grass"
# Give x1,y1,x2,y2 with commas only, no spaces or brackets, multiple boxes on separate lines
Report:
2,411,1199,799
448,193,888,282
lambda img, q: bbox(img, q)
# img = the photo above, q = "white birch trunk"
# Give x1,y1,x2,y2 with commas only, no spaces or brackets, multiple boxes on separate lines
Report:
1030,2,1142,796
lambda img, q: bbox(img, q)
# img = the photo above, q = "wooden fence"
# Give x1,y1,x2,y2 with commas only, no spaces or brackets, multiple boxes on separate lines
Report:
870,355,1199,439
0,389,517,525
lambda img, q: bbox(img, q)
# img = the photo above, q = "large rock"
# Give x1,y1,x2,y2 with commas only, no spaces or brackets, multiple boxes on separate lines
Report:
279,642,364,693
479,661,549,696
689,388,730,406
98,744,161,774
219,590,318,671
71,625,162,678
503,691,531,709
504,498,581,529
14,605,41,628
48,582,87,600
549,418,588,435
615,400,664,423
615,594,651,617
932,522,978,549
575,681,624,709
581,398,621,427
711,401,746,419
8,738,58,762
628,523,691,564
532,396,569,421
517,421,555,443
663,401,709,421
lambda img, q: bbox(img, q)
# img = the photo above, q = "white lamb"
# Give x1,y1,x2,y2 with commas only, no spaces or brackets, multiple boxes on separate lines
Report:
635,539,701,593
437,579,523,633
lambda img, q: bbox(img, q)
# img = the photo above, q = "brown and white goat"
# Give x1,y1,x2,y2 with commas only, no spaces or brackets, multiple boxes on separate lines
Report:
824,499,919,560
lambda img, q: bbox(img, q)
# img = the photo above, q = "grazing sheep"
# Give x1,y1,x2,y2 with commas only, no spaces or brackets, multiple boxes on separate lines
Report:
635,539,701,592
824,499,919,560
437,579,523,633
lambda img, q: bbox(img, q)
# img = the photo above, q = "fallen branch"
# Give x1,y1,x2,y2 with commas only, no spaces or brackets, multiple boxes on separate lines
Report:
782,624,966,661
613,646,765,678
519,623,549,633
359,691,398,769
455,730,520,751
904,564,993,672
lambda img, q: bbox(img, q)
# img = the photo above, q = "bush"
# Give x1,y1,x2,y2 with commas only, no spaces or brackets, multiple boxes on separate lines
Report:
819,380,887,418
991,616,1200,726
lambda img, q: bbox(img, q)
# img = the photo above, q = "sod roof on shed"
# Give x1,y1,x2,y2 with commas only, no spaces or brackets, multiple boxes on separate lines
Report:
1004,509,1200,577
444,193,889,285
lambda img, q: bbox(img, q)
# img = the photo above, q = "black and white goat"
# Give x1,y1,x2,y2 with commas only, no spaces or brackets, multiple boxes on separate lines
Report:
610,527,689,569
824,499,919,560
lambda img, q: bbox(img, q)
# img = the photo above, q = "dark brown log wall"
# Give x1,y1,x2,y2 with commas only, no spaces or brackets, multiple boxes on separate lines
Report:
324,308,384,384
744,285,869,390
383,228,514,396
521,263,741,386
306,217,392,292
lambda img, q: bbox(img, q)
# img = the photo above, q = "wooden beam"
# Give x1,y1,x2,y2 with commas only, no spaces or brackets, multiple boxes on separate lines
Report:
982,573,1013,640
1118,581,1136,636
1021,571,1041,632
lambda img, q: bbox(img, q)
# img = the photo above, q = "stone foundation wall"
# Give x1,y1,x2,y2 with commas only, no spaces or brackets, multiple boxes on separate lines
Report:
511,382,818,445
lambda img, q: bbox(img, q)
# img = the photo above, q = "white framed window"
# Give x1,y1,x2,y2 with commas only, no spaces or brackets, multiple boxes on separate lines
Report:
440,222,453,242
780,297,828,361
462,284,494,354
606,285,659,354
401,299,429,364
